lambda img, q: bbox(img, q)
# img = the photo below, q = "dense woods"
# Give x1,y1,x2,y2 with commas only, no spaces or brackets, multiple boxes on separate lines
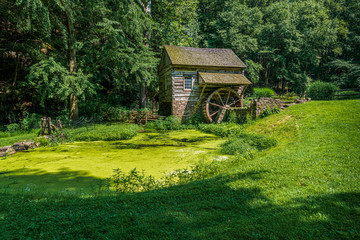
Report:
1,0,359,124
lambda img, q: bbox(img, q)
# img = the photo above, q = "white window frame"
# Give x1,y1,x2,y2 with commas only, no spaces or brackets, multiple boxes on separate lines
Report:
183,76,192,91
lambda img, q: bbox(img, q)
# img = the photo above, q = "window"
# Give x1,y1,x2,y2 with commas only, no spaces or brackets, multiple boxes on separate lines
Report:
184,76,192,90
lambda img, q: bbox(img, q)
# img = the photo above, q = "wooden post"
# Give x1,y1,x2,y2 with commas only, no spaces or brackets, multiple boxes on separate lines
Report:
215,108,227,124
47,117,52,135
191,84,207,117
57,120,63,131
41,116,47,135
238,85,248,108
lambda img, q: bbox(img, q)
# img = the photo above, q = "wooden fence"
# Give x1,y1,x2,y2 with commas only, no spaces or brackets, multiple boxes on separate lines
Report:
128,110,163,125
333,88,360,98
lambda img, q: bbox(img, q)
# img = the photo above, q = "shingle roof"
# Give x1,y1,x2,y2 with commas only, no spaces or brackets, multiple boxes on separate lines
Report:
164,45,247,68
199,72,252,85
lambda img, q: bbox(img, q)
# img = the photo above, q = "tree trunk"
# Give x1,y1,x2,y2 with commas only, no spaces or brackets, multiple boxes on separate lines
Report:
68,45,79,121
60,0,79,121
69,92,79,121
139,0,151,109
140,84,147,109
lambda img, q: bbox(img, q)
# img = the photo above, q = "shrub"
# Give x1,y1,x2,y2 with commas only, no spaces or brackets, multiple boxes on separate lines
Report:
220,138,255,157
80,101,132,122
197,123,245,137
107,168,160,192
307,81,338,100
239,133,277,150
185,113,204,125
36,137,49,147
253,88,276,98
69,124,141,141
20,112,41,131
221,133,276,156
6,123,20,132
147,115,193,131
259,106,280,118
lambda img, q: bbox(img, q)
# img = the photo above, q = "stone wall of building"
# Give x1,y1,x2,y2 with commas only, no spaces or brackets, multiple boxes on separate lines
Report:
172,99,199,121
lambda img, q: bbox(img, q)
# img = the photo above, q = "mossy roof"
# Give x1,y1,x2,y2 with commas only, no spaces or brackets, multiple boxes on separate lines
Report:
199,72,252,85
164,45,247,68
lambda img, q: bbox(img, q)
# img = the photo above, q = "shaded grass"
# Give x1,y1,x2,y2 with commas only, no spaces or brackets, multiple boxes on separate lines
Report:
0,100,359,239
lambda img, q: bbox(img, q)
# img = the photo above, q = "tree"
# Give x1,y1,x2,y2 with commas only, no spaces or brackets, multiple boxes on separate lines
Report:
14,0,158,119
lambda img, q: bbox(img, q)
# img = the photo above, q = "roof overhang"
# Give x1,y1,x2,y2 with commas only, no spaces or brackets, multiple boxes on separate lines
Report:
199,72,252,86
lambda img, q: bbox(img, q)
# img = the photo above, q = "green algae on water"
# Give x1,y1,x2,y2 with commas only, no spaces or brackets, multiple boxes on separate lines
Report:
0,130,225,193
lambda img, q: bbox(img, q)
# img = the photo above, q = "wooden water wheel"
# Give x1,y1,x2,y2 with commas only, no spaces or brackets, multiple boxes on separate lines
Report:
203,87,243,124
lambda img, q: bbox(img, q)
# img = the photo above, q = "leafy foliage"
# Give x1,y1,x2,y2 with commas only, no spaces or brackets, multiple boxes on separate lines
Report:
220,138,255,156
146,115,189,130
307,81,339,100
2,0,360,124
253,87,276,98
197,123,245,137
259,106,280,118
27,58,94,107
69,124,142,141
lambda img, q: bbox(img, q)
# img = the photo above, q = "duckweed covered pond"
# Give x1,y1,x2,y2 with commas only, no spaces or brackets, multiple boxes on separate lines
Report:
0,130,225,193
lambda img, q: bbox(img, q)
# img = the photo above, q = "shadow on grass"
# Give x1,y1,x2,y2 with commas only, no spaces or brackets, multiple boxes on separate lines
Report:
112,142,186,149
0,167,104,193
0,170,359,239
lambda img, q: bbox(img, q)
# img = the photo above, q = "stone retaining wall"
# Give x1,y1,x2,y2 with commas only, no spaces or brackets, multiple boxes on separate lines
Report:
242,97,311,118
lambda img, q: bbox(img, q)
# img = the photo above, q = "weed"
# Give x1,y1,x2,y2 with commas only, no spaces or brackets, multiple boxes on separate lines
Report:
35,137,49,147
253,88,276,98
197,123,245,137
147,115,195,131
69,124,141,141
106,168,161,192
259,106,280,118
220,138,255,156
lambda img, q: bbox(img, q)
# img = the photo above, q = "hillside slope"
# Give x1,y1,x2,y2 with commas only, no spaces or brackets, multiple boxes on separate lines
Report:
1,100,359,239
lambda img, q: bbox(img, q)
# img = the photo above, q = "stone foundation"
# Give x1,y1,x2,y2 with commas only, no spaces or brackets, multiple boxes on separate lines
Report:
172,100,198,122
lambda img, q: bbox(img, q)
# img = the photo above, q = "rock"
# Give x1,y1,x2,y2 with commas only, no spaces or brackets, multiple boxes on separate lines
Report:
12,140,38,151
0,146,16,157
1,140,40,158
0,146,12,152
12,142,27,151
6,147,16,155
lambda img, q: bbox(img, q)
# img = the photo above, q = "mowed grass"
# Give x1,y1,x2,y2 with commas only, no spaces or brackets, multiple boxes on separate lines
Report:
0,100,359,239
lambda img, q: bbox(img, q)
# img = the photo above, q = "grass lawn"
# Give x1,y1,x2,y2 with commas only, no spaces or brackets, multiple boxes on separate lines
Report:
0,100,359,239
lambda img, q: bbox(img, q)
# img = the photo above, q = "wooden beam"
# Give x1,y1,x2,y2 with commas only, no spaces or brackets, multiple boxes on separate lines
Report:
191,84,207,118
238,85,248,107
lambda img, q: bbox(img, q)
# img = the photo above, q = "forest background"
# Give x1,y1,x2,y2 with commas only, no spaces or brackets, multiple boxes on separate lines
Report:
0,0,359,124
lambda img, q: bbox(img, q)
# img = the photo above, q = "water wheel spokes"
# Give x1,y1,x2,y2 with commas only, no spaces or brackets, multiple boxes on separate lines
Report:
204,87,241,124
